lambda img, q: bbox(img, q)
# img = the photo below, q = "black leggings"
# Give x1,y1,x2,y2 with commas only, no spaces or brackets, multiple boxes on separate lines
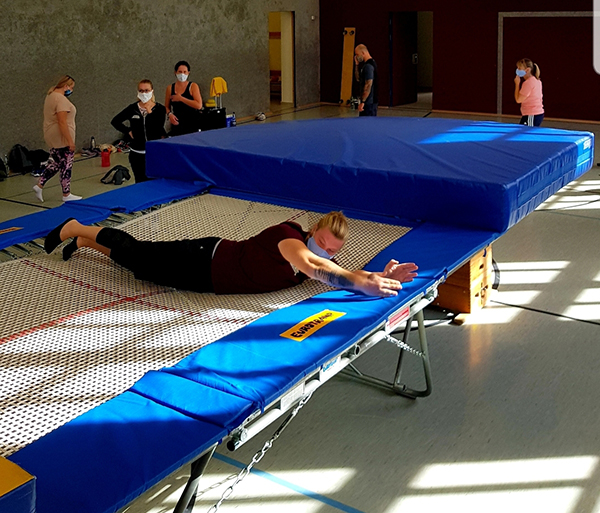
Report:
128,151,148,183
97,228,219,292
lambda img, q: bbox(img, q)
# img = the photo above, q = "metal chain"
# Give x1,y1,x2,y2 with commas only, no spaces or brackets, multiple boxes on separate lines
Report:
385,333,424,359
207,392,313,513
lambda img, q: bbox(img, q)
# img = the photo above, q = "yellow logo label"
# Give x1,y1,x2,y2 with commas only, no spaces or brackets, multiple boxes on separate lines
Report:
280,310,346,341
0,226,23,236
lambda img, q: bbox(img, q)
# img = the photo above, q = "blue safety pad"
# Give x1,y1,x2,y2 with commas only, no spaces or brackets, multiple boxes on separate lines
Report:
365,222,498,283
146,118,593,233
130,370,257,430
0,180,211,252
163,223,497,409
0,204,110,251
75,178,210,212
9,391,225,513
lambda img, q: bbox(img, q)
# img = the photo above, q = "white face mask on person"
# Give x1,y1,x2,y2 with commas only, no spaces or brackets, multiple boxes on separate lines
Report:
307,237,333,260
138,91,153,103
176,73,188,82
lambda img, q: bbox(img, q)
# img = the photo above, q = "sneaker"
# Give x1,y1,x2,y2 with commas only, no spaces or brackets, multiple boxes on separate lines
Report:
62,193,82,202
31,169,43,177
81,148,100,157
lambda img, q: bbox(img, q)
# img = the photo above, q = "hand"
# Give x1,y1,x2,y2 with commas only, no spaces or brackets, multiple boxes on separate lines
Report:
354,55,359,65
382,260,419,283
168,112,179,125
171,93,184,102
68,143,76,152
361,273,402,297
514,75,521,85
358,102,364,112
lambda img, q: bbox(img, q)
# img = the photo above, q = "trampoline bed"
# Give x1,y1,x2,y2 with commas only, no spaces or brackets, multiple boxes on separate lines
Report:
2,117,594,513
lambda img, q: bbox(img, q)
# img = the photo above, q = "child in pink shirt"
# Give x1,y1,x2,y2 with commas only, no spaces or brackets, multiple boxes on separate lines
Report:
514,58,544,126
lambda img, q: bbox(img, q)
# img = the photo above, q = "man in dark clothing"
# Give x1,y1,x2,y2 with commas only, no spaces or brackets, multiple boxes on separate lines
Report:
354,44,379,117
44,213,418,298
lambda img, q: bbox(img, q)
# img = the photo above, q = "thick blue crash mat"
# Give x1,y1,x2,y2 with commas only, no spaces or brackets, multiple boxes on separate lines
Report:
146,118,594,233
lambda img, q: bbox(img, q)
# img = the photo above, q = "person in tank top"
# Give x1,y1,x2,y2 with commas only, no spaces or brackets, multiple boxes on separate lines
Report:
165,60,203,136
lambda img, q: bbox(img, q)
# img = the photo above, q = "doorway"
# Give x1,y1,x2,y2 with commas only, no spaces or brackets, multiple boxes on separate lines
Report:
388,11,433,108
269,11,296,113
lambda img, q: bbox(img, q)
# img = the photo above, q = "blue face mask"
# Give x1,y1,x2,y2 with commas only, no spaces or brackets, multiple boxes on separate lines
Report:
515,69,526,78
64,89,73,97
307,237,332,260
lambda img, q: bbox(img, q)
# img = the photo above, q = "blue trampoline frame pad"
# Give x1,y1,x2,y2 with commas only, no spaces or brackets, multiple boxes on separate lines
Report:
0,179,209,251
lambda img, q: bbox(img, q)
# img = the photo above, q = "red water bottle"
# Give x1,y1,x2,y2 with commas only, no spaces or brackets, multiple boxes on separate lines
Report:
101,149,111,167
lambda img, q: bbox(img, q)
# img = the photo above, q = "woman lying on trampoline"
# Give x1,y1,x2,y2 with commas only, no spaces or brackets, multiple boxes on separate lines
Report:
44,212,418,297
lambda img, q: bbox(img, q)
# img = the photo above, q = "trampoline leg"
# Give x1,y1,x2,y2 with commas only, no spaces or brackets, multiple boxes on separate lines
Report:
393,309,432,399
340,310,433,399
173,445,217,513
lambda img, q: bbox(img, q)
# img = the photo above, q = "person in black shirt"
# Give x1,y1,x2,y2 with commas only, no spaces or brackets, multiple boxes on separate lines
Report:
111,79,167,182
354,44,379,117
44,214,419,298
165,60,203,136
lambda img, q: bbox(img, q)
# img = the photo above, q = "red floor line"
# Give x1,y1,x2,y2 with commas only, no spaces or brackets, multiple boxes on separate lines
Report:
0,297,131,346
22,260,127,298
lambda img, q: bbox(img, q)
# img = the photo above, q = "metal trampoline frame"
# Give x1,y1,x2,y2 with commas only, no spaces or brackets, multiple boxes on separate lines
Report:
169,284,440,513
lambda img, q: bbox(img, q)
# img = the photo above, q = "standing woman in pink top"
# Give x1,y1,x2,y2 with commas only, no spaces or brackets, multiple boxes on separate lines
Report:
514,58,544,126
33,75,82,202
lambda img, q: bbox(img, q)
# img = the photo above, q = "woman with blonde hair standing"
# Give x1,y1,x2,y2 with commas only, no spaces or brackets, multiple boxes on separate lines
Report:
514,58,544,127
33,75,82,202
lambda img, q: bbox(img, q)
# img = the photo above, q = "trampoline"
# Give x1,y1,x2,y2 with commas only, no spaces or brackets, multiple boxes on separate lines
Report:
1,117,594,513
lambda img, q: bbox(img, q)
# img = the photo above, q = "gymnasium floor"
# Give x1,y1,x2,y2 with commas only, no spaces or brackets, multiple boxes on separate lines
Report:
2,99,600,513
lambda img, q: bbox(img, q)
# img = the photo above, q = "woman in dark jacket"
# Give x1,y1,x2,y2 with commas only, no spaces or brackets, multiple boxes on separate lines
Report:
111,79,167,182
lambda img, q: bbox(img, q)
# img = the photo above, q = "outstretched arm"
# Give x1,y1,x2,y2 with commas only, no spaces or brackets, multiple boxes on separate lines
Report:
278,239,418,297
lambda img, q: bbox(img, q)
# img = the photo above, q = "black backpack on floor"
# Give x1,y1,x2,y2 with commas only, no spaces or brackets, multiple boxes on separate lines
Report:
7,144,34,174
101,165,131,185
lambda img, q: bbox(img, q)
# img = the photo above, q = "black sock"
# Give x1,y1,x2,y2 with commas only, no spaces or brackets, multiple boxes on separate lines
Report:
44,218,75,254
62,237,79,261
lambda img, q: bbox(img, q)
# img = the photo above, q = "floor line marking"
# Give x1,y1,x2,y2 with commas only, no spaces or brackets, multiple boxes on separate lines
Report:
213,453,367,513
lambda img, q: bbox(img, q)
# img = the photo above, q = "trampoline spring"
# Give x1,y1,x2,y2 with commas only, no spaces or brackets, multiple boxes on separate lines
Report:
385,334,424,359
0,248,20,260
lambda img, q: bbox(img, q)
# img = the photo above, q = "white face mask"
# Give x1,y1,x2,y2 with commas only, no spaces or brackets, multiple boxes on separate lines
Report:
176,73,188,82
137,91,153,103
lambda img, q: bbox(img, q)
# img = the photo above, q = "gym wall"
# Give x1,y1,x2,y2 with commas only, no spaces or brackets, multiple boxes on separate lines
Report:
0,0,320,152
320,0,598,121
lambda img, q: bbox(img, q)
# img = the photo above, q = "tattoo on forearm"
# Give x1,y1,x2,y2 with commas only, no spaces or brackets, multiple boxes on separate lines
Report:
315,268,355,289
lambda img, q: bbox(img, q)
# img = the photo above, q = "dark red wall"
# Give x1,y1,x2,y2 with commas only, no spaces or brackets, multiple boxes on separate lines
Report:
320,0,598,120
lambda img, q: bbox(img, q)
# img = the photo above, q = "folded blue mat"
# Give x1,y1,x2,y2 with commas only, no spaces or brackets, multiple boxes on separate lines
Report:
9,391,226,513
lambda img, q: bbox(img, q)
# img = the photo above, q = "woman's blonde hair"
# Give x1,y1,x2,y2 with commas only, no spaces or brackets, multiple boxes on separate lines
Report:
315,211,349,241
517,58,541,79
48,75,74,95
138,79,156,102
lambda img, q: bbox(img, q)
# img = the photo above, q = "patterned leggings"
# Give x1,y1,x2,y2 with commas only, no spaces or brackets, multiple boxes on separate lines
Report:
39,147,75,195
